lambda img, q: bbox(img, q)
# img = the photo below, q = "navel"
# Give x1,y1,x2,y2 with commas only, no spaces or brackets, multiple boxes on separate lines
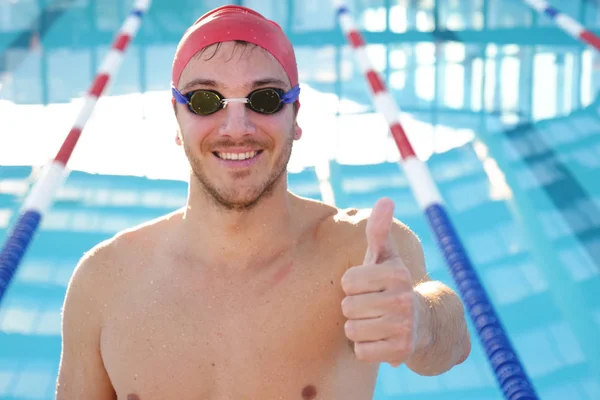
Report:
301,385,317,399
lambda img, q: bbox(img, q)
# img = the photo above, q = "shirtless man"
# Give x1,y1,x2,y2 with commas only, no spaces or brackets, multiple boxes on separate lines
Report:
56,5,471,400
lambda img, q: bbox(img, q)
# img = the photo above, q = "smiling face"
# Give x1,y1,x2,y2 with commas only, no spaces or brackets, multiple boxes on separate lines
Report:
174,41,302,211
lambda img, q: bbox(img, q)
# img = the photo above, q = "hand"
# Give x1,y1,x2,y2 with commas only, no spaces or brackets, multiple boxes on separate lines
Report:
341,198,418,367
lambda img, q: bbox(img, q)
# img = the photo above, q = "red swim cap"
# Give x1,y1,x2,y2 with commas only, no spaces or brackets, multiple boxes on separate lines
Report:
171,5,299,89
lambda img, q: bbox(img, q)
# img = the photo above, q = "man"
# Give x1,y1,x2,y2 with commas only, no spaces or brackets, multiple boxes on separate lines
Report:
56,5,470,400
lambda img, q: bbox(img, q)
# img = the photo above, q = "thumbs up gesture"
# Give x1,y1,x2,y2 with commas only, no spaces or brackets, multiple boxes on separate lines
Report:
341,198,419,367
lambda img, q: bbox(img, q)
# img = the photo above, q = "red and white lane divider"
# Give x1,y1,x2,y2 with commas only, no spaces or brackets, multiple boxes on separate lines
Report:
523,0,600,52
0,0,152,303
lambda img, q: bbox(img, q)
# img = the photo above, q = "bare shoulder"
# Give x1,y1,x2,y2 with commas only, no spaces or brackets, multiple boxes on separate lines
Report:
58,207,184,398
336,205,420,241
66,209,184,300
322,203,429,284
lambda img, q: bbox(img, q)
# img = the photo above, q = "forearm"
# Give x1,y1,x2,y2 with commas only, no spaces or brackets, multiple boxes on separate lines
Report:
405,281,471,376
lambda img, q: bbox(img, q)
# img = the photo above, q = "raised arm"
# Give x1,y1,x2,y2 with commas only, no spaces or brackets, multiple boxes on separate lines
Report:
341,198,471,375
389,208,471,375
56,249,116,399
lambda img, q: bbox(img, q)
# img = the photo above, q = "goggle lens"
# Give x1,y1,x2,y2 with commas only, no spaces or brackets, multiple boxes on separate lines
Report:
247,88,283,114
189,91,223,116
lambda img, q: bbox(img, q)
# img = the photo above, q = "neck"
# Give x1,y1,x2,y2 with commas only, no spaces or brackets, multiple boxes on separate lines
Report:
179,174,295,270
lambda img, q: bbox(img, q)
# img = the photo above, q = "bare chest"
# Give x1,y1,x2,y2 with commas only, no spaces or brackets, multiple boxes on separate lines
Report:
100,258,358,399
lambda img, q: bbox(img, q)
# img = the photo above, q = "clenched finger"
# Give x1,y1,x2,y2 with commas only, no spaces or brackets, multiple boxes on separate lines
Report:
354,336,413,365
341,292,413,319
345,316,410,343
341,261,411,296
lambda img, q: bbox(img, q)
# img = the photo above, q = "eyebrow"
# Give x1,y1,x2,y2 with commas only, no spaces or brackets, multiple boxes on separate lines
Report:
180,78,289,92
250,78,288,89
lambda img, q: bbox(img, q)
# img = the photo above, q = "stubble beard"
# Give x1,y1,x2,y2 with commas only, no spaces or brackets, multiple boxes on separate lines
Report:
184,132,294,212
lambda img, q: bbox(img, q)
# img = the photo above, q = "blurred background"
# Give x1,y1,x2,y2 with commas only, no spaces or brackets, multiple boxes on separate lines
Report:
0,0,599,399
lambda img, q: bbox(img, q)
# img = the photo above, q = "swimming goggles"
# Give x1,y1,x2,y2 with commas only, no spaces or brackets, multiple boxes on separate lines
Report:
172,84,300,116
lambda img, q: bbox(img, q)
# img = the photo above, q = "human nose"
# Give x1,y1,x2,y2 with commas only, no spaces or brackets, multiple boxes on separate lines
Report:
218,100,256,138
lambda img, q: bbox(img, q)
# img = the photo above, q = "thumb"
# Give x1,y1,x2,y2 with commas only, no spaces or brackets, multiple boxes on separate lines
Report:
363,197,398,265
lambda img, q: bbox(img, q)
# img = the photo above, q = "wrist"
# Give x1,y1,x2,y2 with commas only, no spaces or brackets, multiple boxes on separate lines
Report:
406,281,470,375
413,286,435,354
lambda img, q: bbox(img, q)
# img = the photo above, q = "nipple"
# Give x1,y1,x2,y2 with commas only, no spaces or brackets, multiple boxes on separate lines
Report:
302,385,317,399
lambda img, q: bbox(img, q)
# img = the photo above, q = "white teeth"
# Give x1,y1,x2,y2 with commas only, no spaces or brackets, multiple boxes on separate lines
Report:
217,151,258,160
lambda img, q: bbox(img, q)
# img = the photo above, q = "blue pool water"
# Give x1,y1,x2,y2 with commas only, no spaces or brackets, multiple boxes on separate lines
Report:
0,0,599,399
